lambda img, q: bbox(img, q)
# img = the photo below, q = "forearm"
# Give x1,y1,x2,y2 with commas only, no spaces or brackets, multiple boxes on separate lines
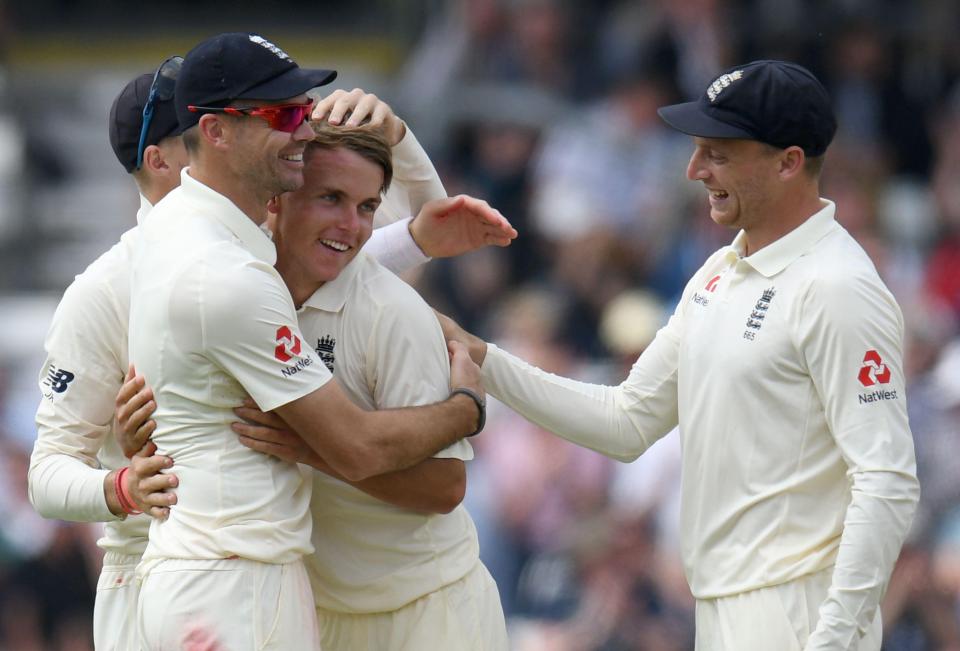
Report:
389,126,447,212
482,344,667,461
346,394,477,480
363,218,429,275
335,458,466,514
28,449,118,522
285,390,478,483
805,470,920,650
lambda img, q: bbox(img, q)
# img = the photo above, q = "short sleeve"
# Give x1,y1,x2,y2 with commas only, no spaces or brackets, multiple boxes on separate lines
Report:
171,255,332,412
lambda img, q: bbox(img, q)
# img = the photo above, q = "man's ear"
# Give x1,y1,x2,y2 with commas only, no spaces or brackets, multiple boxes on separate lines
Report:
778,146,806,180
197,113,229,149
141,144,166,173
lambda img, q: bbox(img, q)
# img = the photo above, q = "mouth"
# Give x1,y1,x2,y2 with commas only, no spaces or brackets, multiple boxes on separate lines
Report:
319,239,351,253
708,188,729,201
280,152,304,164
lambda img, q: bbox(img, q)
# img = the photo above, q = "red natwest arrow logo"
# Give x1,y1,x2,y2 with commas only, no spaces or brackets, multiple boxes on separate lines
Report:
858,350,891,387
274,325,302,362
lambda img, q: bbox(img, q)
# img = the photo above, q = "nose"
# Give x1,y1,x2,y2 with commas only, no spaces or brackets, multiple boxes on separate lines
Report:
335,206,361,233
291,118,314,142
686,149,708,182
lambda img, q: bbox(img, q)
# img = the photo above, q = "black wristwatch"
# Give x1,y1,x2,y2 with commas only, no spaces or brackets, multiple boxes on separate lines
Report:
450,387,486,437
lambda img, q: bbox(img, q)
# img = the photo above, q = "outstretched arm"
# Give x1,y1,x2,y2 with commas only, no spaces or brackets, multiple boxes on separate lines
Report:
437,310,679,462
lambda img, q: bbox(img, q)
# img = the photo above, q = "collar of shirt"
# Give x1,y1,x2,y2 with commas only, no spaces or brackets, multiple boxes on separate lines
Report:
179,167,277,265
726,199,838,277
137,194,153,226
299,254,367,313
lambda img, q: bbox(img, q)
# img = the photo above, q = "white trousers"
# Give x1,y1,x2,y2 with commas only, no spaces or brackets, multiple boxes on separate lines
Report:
695,567,882,651
94,551,141,651
315,562,508,651
138,557,319,651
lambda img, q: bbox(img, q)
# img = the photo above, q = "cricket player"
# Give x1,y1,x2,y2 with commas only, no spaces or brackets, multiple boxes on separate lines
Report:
30,48,513,651
128,32,501,649
232,122,509,649
440,60,920,650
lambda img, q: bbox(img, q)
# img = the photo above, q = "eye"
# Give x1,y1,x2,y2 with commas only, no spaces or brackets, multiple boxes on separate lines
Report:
707,149,726,163
360,200,380,214
318,193,338,203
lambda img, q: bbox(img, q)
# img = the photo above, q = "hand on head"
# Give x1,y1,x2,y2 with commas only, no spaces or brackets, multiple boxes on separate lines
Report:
312,88,406,146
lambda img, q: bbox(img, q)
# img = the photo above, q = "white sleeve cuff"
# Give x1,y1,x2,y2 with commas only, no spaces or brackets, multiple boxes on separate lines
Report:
364,217,431,275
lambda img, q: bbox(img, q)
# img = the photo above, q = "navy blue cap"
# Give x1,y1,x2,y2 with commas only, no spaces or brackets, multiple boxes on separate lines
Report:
109,67,183,173
176,32,337,130
657,60,837,157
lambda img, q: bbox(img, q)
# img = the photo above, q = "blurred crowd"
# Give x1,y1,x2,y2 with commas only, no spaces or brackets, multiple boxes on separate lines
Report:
2,0,960,649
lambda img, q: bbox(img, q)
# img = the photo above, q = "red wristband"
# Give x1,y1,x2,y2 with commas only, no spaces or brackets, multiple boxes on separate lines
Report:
114,466,142,516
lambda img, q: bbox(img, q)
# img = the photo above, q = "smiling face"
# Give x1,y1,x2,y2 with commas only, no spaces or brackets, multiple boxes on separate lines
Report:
685,137,784,233
273,144,385,305
226,94,315,199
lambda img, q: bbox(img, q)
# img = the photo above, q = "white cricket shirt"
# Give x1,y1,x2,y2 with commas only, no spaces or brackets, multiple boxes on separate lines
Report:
295,253,479,613
29,196,154,556
130,170,331,565
481,201,919,647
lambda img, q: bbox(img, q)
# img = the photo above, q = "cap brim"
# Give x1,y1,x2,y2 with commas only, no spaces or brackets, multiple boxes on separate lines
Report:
657,101,755,140
237,67,337,101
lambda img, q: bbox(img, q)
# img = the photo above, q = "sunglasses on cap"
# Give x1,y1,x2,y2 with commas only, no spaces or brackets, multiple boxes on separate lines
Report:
187,98,315,133
136,56,183,170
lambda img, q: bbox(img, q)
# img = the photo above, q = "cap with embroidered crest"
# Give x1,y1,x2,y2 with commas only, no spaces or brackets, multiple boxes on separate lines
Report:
175,32,337,131
657,59,837,157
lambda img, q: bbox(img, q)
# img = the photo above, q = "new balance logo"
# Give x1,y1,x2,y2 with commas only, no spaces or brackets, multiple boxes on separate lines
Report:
858,350,891,387
43,366,75,394
274,326,302,362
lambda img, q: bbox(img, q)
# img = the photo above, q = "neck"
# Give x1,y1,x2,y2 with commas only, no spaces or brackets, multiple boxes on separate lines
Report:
742,191,824,256
189,162,271,226
276,259,325,308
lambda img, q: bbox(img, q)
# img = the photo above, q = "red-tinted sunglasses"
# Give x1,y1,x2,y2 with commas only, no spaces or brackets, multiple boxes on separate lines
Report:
187,98,314,133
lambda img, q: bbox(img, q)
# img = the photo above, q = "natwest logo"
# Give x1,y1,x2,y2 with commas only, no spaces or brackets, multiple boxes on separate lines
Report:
858,350,891,387
274,325,302,362
705,275,721,292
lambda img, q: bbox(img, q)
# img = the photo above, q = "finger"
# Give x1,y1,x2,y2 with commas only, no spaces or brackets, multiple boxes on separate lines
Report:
366,101,391,129
132,452,173,476
231,421,295,445
125,395,157,429
117,385,154,425
131,420,157,450
115,374,146,409
148,506,171,520
233,406,287,429
237,434,298,463
311,88,346,121
134,440,159,458
345,93,380,127
141,489,177,509
327,88,364,125
125,364,135,383
138,473,178,496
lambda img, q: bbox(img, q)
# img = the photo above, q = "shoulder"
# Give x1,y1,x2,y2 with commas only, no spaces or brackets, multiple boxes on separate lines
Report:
793,228,902,329
353,254,432,315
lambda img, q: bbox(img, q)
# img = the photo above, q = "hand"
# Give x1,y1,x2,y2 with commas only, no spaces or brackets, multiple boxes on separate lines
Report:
448,340,484,400
115,364,156,457
232,399,325,468
127,441,177,520
312,88,406,146
410,195,517,258
435,310,488,366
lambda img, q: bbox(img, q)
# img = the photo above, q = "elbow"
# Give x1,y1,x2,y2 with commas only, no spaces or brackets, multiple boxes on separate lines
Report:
330,442,391,483
433,475,466,514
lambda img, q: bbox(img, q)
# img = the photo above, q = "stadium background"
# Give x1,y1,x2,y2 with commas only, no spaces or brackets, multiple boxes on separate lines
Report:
1,0,959,648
